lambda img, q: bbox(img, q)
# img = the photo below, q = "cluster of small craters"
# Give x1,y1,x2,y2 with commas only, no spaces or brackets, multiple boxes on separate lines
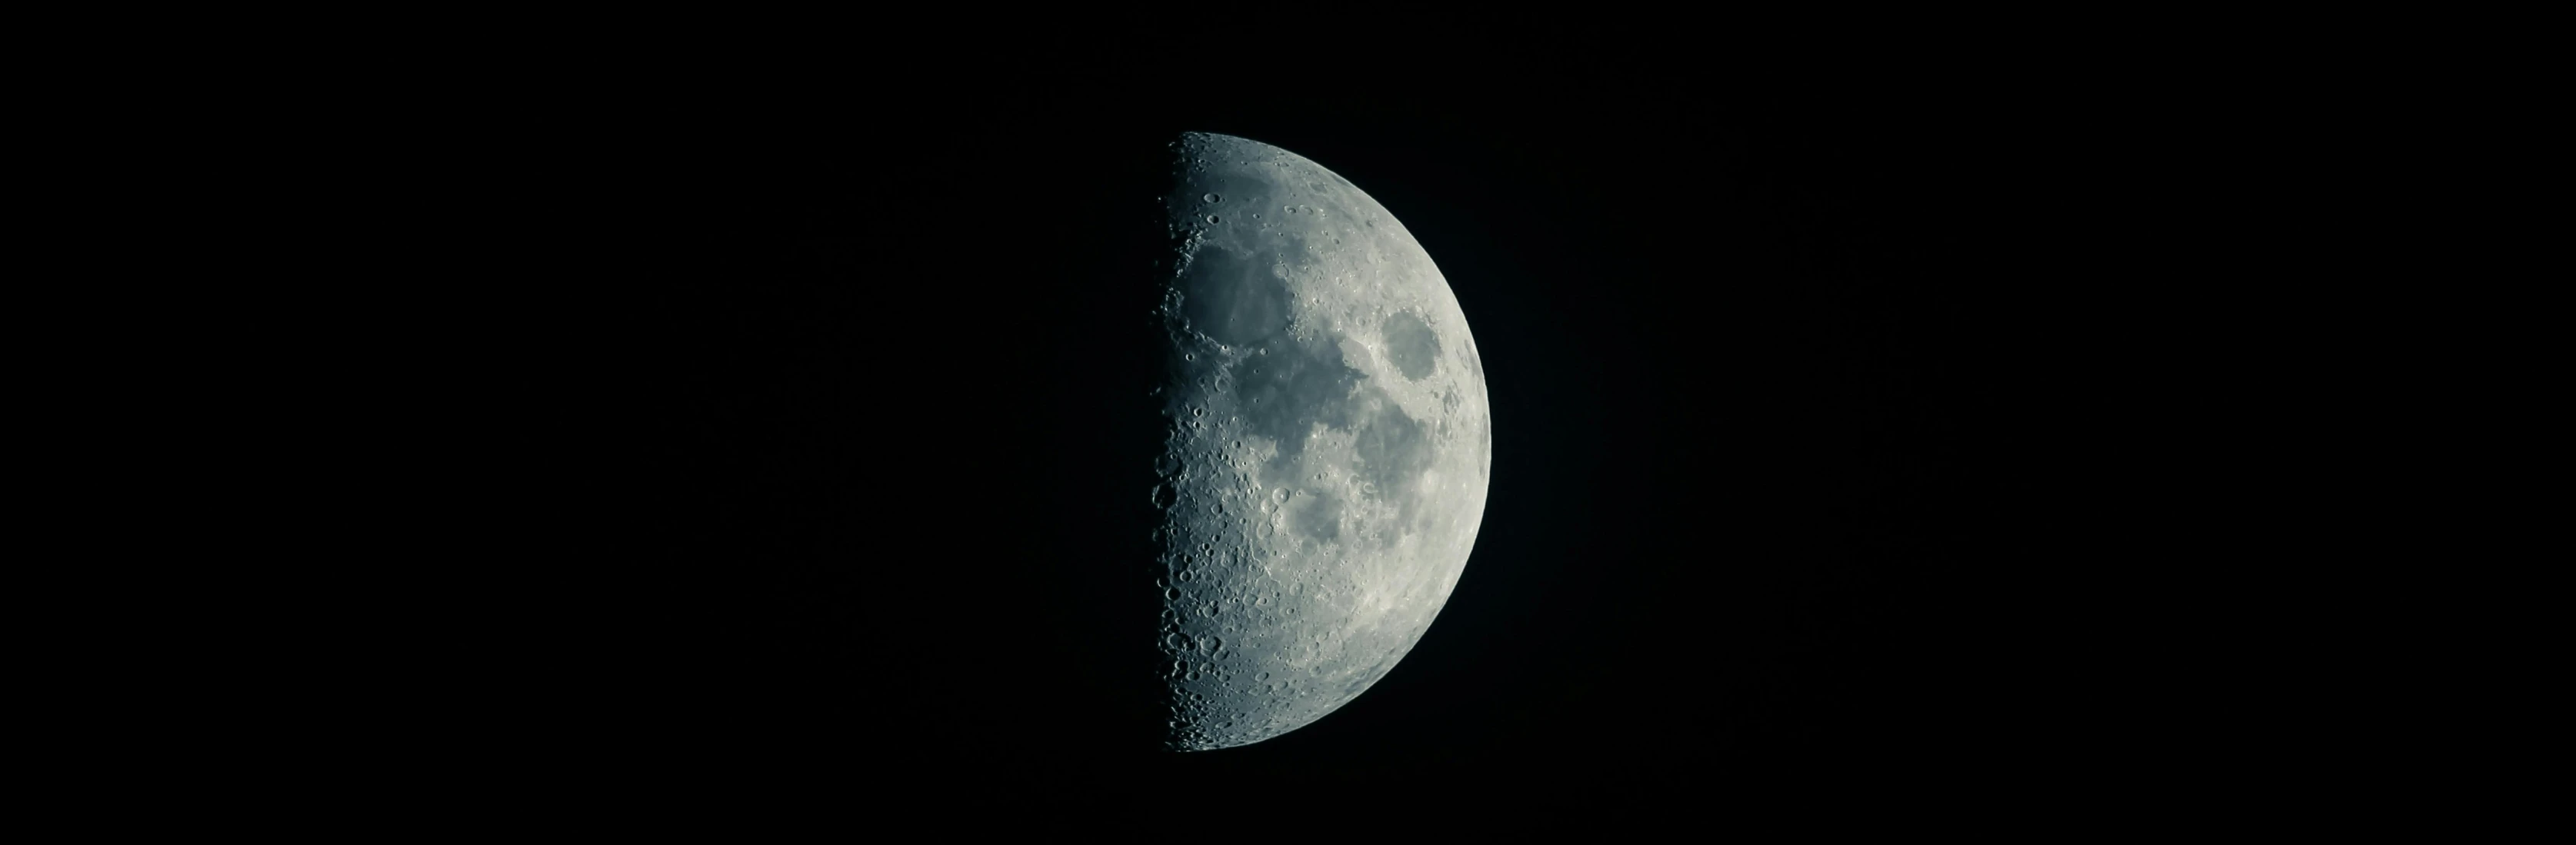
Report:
1148,334,1358,750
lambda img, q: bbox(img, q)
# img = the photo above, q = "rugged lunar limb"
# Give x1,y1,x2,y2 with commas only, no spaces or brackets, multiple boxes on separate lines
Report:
1151,132,1492,751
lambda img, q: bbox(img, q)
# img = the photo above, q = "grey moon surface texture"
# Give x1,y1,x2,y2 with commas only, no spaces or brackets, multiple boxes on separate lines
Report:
1151,132,1492,751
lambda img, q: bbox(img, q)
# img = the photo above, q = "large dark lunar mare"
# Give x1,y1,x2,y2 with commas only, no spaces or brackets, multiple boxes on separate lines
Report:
1177,247,1292,348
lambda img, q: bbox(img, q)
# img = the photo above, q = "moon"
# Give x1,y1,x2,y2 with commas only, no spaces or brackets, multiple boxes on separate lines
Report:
1150,132,1492,750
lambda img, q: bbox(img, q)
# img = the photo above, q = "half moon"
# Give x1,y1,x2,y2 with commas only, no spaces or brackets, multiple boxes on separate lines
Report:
1150,132,1492,751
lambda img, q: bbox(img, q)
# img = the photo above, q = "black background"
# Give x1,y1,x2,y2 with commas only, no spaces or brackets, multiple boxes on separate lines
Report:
541,68,2134,816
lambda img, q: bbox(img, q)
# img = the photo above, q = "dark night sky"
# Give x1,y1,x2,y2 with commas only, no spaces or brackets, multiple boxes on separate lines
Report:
533,69,2139,816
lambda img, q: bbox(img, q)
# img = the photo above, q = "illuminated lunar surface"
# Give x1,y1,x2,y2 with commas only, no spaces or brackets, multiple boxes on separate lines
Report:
1151,132,1491,750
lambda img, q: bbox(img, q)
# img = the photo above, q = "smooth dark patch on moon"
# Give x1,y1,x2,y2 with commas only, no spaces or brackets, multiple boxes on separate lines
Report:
1348,388,1434,532
1228,332,1360,482
1191,173,1278,217
1290,491,1341,542
1213,318,1436,537
1382,311,1441,381
1179,246,1291,348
